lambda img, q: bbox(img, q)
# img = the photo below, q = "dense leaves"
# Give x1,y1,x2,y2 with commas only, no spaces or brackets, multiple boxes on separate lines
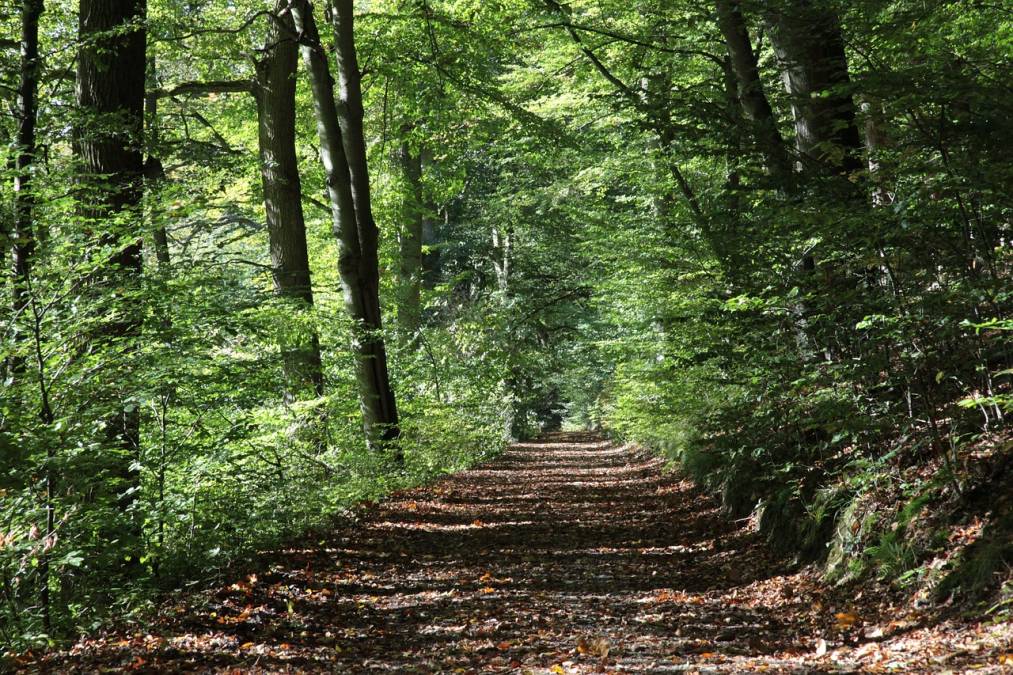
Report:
1,0,1011,660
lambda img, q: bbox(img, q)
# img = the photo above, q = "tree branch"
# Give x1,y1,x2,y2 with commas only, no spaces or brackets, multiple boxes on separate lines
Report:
154,80,254,99
519,22,724,67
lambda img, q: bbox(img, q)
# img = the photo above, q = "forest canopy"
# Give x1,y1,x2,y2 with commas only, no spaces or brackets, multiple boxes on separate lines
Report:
1,0,1011,651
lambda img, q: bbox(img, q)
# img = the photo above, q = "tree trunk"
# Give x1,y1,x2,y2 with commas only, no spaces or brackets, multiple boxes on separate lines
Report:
77,0,146,538
715,0,793,187
765,0,863,176
420,154,440,287
397,135,424,335
144,57,171,268
291,0,400,449
860,96,893,206
10,0,44,377
255,7,324,401
329,0,400,445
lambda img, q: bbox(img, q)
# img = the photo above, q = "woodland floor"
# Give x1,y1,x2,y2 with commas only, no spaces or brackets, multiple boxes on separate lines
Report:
23,433,1012,673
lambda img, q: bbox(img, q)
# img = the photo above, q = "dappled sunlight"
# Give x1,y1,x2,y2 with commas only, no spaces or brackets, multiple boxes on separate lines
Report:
31,434,1010,673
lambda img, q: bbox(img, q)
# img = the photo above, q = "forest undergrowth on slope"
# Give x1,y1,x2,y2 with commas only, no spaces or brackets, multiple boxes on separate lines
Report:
0,0,1011,656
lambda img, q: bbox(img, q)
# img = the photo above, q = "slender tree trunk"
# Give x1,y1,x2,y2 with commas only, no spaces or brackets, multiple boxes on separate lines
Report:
77,0,147,532
715,0,793,187
491,224,511,293
144,57,171,268
765,0,863,176
420,154,440,287
291,0,400,449
10,0,44,377
255,7,324,400
11,0,52,631
860,96,893,206
397,134,424,335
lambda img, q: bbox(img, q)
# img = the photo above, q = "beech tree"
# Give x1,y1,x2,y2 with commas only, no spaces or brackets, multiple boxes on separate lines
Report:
0,0,1009,649
291,0,400,449
254,5,324,400
76,0,147,530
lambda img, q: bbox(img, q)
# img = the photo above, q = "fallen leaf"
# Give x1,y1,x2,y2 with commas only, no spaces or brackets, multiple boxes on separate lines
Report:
577,635,610,658
834,612,860,630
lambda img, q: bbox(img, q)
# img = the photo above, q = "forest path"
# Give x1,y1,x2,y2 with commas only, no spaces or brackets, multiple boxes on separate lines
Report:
36,434,1007,673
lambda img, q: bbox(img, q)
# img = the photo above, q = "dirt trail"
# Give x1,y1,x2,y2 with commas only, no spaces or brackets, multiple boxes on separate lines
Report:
31,433,1010,673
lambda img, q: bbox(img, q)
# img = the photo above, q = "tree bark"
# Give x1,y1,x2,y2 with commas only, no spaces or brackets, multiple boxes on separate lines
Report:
10,0,44,377
715,0,793,187
291,0,400,449
764,0,863,176
77,0,146,535
255,7,324,400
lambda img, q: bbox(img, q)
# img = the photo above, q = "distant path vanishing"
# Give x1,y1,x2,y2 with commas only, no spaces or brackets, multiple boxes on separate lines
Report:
29,433,1010,673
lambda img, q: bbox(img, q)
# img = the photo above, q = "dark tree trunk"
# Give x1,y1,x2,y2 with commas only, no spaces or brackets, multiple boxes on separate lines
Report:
397,135,424,335
77,0,146,534
765,0,863,176
10,0,44,376
291,0,400,450
255,8,324,400
11,0,50,631
329,0,401,444
715,0,793,187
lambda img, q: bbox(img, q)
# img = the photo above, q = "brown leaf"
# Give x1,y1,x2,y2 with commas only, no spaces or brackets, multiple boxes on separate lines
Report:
834,612,859,630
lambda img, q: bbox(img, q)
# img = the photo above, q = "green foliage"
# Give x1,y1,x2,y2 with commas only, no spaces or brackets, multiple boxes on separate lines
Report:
1,0,1011,651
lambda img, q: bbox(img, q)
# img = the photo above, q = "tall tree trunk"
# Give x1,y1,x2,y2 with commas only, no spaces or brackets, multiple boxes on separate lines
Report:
11,0,51,631
329,0,400,443
290,0,400,449
255,7,324,401
715,0,793,187
765,0,863,176
10,0,44,377
397,134,424,335
77,0,147,543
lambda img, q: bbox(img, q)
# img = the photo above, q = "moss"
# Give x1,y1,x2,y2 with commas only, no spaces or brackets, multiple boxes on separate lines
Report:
826,494,876,582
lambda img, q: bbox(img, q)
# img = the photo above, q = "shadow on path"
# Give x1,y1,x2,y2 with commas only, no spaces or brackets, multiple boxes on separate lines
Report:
28,433,1007,673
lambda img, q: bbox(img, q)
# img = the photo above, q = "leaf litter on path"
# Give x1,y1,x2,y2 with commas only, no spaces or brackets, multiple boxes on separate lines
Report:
22,432,1011,673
